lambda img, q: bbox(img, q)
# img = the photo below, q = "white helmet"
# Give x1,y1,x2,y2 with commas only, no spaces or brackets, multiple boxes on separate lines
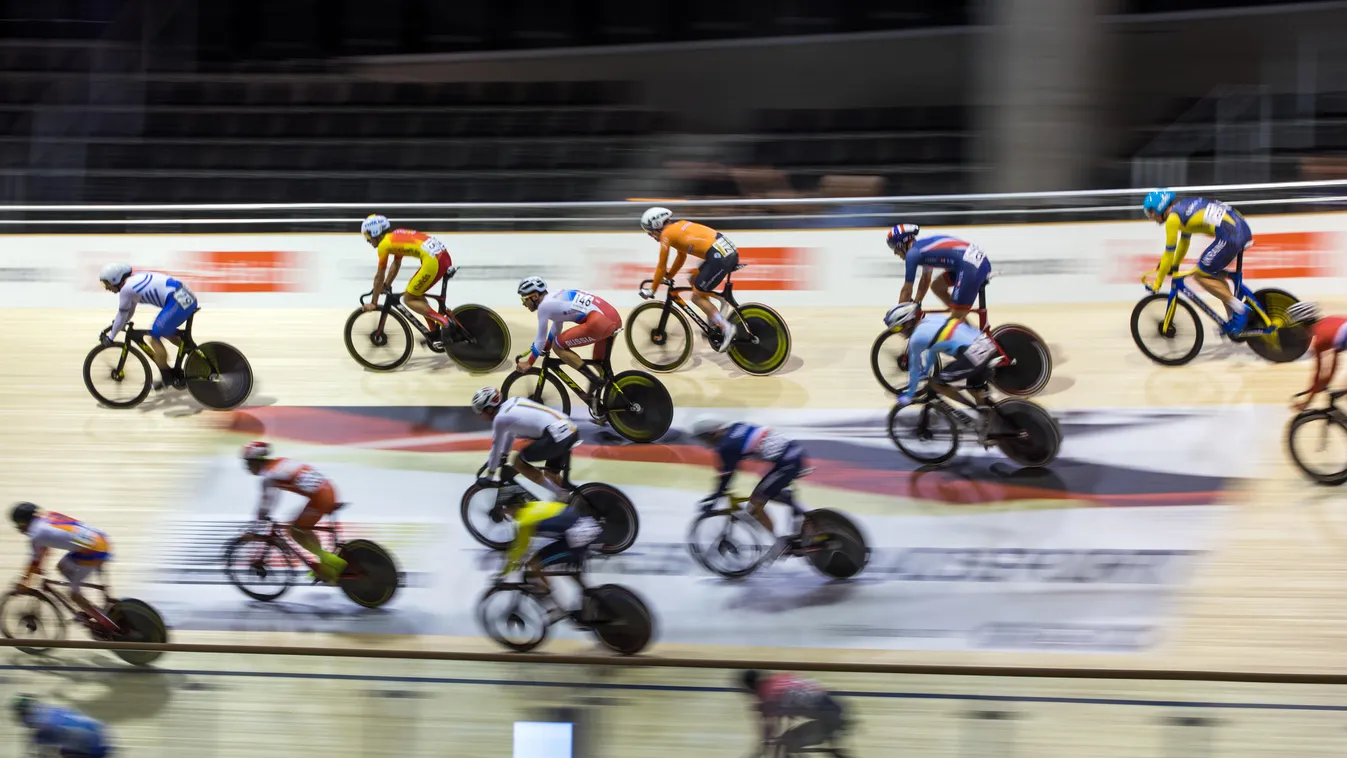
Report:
98,263,132,286
640,207,673,235
1288,301,1322,325
240,440,272,462
471,387,503,414
361,214,391,243
517,276,547,297
689,418,726,442
884,302,919,329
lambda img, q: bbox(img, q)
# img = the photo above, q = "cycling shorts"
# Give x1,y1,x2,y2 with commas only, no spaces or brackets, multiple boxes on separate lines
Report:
1197,220,1253,275
693,235,739,292
57,554,106,593
557,299,620,360
405,252,444,297
150,287,198,339
519,427,579,471
938,256,992,307
752,445,806,503
294,483,339,530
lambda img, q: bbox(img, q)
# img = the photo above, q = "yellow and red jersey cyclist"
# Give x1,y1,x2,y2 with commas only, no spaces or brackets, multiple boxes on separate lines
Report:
640,207,740,352
1142,189,1254,336
359,214,459,342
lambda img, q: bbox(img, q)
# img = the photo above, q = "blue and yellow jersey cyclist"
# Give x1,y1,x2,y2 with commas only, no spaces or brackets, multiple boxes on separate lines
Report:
1142,189,1255,336
498,499,601,598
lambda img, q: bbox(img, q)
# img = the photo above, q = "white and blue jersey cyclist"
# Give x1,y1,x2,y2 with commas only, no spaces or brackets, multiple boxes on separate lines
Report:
13,695,112,758
98,263,200,390
885,302,997,408
690,419,808,539
886,223,991,322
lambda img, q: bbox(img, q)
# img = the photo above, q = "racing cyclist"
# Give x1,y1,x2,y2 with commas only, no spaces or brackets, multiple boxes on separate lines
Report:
472,387,580,500
12,694,112,758
689,419,808,552
886,223,991,324
241,441,347,583
516,277,621,417
496,497,601,605
639,207,738,351
11,502,114,633
885,302,997,409
741,670,849,758
98,263,198,391
1142,189,1253,336
358,214,458,346
1285,301,1347,410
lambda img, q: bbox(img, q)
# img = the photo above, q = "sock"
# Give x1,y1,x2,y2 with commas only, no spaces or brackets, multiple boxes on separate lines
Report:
1229,300,1247,314
712,311,730,332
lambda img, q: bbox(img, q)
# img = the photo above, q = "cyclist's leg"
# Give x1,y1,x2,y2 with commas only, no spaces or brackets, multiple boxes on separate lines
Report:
557,311,617,386
529,538,577,596
149,297,196,385
750,451,804,534
404,255,448,329
287,486,345,581
691,249,738,344
515,431,577,498
931,271,954,309
55,555,102,620
1194,235,1244,318
947,257,990,323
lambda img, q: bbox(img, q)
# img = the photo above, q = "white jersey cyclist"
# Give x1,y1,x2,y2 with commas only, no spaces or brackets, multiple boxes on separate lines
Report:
528,288,622,360
109,270,200,339
485,397,580,476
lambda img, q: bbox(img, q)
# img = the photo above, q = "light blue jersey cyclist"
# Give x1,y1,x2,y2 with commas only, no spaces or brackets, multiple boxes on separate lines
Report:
883,303,996,407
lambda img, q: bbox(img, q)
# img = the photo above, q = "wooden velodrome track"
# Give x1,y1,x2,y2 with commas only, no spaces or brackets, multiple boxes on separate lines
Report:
3,297,1347,756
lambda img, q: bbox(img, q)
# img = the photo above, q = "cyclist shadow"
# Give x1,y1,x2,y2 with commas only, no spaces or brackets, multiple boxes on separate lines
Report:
1298,486,1347,555
1,650,176,723
125,388,277,418
717,572,862,613
702,352,806,377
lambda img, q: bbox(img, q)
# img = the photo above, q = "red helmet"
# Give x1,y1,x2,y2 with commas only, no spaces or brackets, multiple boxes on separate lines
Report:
241,441,272,462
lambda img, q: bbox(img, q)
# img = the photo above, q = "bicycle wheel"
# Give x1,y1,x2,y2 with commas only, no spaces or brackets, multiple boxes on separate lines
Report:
336,539,400,608
460,482,517,550
1131,293,1204,366
1287,410,1347,485
587,584,655,655
869,329,911,395
0,590,66,655
446,304,511,372
183,341,253,410
223,533,296,602
992,399,1061,468
477,584,550,652
500,368,571,414
728,303,791,375
1246,288,1311,363
686,509,767,579
574,483,640,555
605,371,674,443
106,598,168,666
990,324,1052,397
886,401,959,465
625,301,693,372
343,307,414,371
82,343,152,408
800,509,869,580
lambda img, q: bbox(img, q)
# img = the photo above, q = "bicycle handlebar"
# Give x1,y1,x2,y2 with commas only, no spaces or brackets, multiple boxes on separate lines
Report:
358,288,397,307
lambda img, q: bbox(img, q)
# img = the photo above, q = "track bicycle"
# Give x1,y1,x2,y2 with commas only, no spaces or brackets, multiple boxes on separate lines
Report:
83,314,253,410
0,577,168,666
887,373,1061,468
626,265,792,375
460,463,640,554
870,274,1051,397
1131,250,1309,366
501,331,674,443
343,267,511,372
1287,389,1347,485
477,568,654,655
222,504,400,608
687,490,868,581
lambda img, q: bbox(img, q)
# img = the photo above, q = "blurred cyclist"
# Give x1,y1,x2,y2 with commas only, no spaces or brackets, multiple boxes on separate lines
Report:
11,502,114,632
1142,189,1253,336
516,277,621,417
1287,302,1347,410
358,214,458,347
12,695,112,758
496,496,601,605
886,223,991,324
740,670,849,758
98,263,198,391
885,302,997,409
472,387,580,499
688,419,807,549
639,207,739,351
241,441,347,583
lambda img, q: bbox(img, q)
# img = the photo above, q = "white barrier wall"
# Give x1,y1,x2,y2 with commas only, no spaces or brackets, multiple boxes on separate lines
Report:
5,212,1344,309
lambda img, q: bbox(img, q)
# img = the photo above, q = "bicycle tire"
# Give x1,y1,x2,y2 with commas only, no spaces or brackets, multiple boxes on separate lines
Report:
106,598,168,666
800,509,869,580
223,533,296,602
991,398,1061,468
728,303,792,375
625,300,694,372
990,324,1052,397
82,342,152,408
1287,409,1347,485
1131,293,1204,366
459,482,517,550
605,370,674,443
336,539,401,609
869,329,912,395
500,368,572,415
1246,288,1311,363
184,341,254,410
686,508,767,579
343,307,414,371
477,584,550,653
0,589,66,655
446,304,512,373
587,584,655,655
574,482,640,555
887,400,960,465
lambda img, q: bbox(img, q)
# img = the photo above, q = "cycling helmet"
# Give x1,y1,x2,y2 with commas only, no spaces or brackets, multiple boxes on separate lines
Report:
98,262,132,286
517,276,547,297
11,502,36,530
1142,189,1176,217
741,669,762,692
689,418,726,443
1288,301,1322,325
884,302,920,329
886,223,920,251
11,694,35,723
361,214,391,243
241,441,272,462
471,387,503,414
640,207,673,235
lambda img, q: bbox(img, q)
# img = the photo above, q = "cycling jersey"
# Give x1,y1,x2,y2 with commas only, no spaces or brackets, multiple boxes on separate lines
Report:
487,398,578,474
502,500,599,573
24,703,111,758
904,315,988,399
110,271,199,340
1158,197,1252,275
1311,316,1347,355
652,220,738,290
904,236,991,307
529,289,619,358
757,673,833,719
376,228,452,296
711,423,806,502
257,458,337,522
24,513,111,592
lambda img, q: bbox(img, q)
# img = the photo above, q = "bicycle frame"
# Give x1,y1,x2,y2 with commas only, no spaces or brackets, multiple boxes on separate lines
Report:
639,269,758,343
20,578,116,631
362,279,466,343
524,334,618,407
1147,249,1274,336
118,313,205,373
244,512,346,573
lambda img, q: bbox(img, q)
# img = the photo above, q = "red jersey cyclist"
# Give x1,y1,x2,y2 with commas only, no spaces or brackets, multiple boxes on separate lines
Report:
241,441,347,583
11,502,114,631
516,276,621,417
639,207,739,351
359,214,458,345
1287,302,1347,411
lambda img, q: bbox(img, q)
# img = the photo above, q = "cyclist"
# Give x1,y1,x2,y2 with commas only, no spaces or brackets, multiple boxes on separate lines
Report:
885,302,997,409
98,263,198,391
11,502,114,633
496,497,601,603
472,387,580,500
886,223,991,324
639,206,739,351
1287,302,1347,410
12,695,112,758
688,419,807,549
1142,189,1254,336
516,277,621,417
741,670,849,758
241,441,347,583
358,214,458,346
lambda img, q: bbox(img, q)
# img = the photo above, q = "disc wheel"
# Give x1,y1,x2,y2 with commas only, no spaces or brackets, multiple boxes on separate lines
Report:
990,324,1052,397
445,304,511,372
574,483,640,555
184,341,253,410
336,539,400,609
605,371,673,443
799,509,869,580
728,303,791,375
1246,288,1311,363
991,399,1061,468
106,598,169,666
586,584,655,655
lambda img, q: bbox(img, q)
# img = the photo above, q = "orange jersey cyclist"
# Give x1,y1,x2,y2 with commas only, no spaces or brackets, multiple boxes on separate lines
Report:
359,214,459,345
241,441,348,583
11,502,114,632
886,223,990,324
639,207,739,352
1142,189,1254,336
516,276,621,417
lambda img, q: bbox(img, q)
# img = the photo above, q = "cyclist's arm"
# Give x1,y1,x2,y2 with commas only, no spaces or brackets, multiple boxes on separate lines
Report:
1157,213,1189,274
503,505,548,573
18,544,47,585
370,247,392,296
651,239,673,294
527,302,557,363
710,437,740,498
109,285,137,335
1307,345,1337,398
905,321,938,397
912,266,933,304
257,477,280,519
487,413,516,476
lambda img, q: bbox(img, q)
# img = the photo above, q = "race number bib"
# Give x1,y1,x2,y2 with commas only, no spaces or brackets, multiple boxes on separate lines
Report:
566,516,602,548
293,469,326,494
962,244,986,266
569,291,594,309
1204,203,1230,227
755,430,790,461
172,287,196,309
964,332,998,366
68,525,102,549
422,236,447,255
547,419,575,441
711,236,738,258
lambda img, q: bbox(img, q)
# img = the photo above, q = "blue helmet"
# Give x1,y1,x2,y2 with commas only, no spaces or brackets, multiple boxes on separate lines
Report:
886,223,920,251
1142,190,1176,217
